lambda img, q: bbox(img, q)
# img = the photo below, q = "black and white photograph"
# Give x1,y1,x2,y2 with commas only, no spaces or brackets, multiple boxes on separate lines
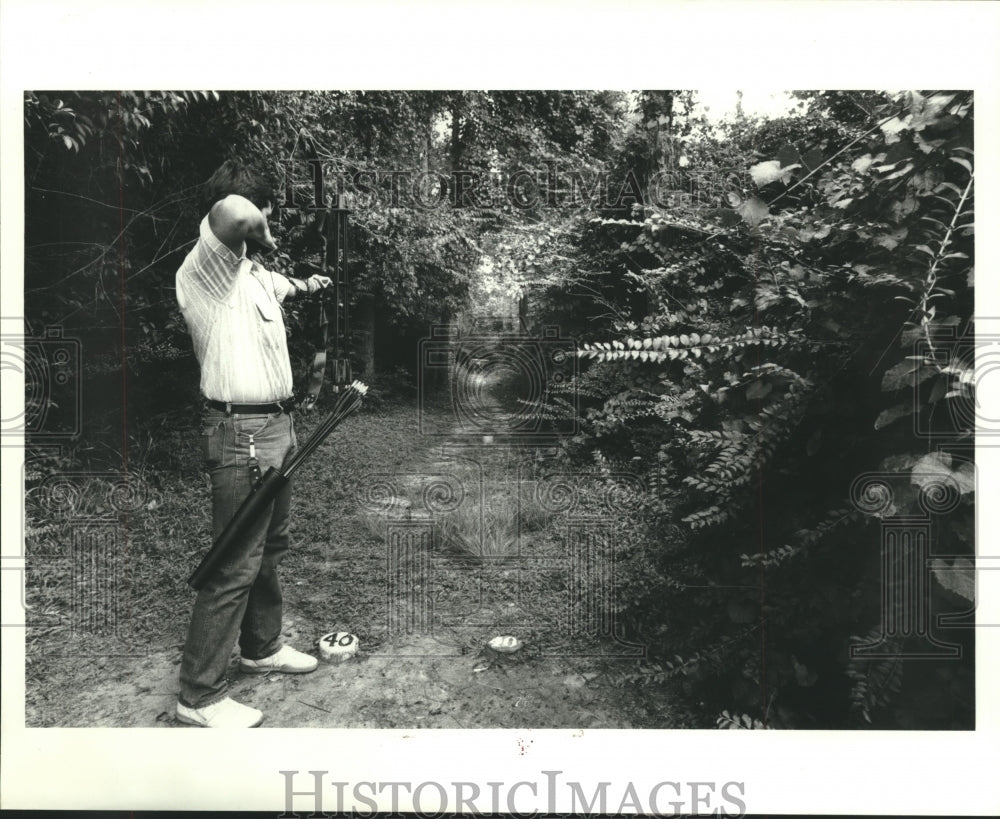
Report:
2,1,999,815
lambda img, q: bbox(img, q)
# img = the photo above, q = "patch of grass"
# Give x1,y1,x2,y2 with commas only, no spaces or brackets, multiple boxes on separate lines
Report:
359,455,559,565
436,484,519,561
23,395,450,693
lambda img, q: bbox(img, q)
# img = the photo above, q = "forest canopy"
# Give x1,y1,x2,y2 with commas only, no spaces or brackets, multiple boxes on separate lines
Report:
22,89,976,730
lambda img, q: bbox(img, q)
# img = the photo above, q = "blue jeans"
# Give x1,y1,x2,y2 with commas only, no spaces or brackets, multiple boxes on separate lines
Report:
179,407,297,708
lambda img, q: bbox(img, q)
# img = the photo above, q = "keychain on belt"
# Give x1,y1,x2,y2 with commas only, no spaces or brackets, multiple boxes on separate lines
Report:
247,436,263,490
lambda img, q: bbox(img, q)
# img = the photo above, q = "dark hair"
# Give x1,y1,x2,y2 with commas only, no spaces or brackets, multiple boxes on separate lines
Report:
203,158,278,215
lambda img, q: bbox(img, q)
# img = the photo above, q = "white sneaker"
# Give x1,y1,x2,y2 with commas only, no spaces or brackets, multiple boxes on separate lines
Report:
240,645,319,675
176,697,263,728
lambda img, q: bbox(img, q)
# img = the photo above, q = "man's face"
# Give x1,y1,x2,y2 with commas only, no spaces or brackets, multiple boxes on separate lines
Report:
246,201,277,255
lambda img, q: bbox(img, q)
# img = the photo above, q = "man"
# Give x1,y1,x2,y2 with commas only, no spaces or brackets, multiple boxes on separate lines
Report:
174,159,331,728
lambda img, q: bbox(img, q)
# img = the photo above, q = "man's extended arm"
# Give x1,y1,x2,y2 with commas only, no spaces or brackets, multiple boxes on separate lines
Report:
284,273,332,299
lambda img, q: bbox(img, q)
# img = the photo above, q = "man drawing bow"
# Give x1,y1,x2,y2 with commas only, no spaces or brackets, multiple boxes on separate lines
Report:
174,159,331,728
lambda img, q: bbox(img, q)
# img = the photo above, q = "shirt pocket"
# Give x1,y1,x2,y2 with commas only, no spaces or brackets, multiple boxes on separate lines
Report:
251,284,280,322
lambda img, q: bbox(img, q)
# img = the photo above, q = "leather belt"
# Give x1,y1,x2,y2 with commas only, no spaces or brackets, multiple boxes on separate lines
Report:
206,398,296,415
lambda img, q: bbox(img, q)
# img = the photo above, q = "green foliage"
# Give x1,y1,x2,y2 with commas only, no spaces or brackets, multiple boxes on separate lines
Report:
23,89,976,729
846,635,904,725
24,90,629,459
534,90,975,728
716,710,767,730
25,90,218,180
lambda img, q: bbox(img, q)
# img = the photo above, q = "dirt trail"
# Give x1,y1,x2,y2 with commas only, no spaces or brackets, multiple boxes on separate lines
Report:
25,368,678,729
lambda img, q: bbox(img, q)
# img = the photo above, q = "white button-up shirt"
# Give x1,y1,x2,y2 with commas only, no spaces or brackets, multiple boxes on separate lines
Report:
176,217,295,403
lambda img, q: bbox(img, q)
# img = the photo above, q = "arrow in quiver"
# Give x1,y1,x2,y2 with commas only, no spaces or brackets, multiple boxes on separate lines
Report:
188,380,369,590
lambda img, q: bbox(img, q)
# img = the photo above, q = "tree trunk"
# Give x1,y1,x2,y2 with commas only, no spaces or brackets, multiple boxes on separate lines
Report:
518,291,529,332
356,296,376,379
641,91,675,176
424,113,432,175
450,92,464,169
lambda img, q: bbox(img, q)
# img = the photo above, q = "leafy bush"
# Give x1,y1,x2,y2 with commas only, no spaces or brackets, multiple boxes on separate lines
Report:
536,91,976,728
